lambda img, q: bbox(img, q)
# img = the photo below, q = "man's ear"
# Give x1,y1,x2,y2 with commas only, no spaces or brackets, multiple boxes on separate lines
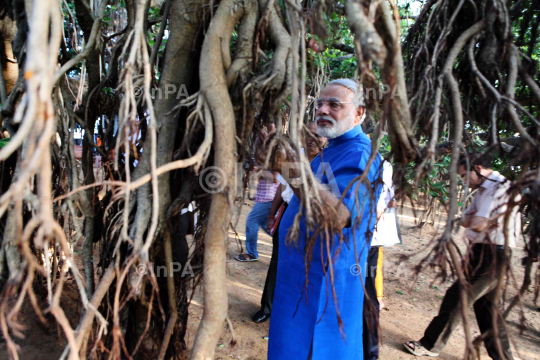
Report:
473,165,484,177
355,106,365,123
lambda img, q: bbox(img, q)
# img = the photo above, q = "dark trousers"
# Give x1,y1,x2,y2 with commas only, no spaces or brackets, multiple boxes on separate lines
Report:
363,246,380,360
172,212,190,266
420,244,513,360
260,204,287,315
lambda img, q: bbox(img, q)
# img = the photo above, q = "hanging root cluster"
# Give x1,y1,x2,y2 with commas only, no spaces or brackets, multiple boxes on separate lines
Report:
397,0,540,358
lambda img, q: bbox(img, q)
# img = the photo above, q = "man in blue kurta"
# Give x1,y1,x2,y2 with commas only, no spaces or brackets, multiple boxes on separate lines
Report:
259,79,382,360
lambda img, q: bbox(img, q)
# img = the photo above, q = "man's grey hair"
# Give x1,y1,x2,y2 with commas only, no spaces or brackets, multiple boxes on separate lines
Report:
327,79,365,107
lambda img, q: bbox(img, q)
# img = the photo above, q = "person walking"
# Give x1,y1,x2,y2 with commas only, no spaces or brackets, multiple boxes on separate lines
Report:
235,169,279,262
403,156,521,359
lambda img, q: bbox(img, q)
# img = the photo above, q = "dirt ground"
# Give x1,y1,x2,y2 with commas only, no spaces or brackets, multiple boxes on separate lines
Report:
1,199,539,360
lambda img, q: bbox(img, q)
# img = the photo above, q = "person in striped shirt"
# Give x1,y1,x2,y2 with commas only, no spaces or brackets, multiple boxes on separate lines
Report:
235,168,280,262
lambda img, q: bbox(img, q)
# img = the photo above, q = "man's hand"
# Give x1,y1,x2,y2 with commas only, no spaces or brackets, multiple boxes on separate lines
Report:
469,216,495,233
267,217,275,232
462,214,496,233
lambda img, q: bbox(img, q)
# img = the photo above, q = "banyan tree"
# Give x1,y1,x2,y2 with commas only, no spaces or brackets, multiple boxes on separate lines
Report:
0,0,538,359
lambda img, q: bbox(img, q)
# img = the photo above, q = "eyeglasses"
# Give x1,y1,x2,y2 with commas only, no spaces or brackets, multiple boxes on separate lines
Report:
314,99,354,110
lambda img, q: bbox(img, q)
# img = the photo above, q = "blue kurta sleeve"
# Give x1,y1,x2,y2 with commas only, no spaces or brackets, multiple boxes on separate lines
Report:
314,143,382,232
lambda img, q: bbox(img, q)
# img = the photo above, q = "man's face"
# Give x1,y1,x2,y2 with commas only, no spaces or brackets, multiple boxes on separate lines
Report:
458,165,483,189
304,122,327,156
315,84,364,139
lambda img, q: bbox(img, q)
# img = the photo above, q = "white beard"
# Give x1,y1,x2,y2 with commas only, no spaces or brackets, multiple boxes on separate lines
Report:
316,111,356,139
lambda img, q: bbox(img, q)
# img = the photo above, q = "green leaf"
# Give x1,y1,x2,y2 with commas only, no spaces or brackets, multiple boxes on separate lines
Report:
0,138,11,148
396,291,404,295
432,182,444,189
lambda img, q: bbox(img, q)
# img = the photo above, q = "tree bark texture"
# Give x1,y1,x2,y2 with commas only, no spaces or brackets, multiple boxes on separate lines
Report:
189,0,244,358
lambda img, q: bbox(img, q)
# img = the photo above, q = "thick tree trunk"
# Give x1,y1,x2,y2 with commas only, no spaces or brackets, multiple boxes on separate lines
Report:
119,0,205,352
74,0,109,298
153,0,205,225
130,0,205,246
189,0,244,358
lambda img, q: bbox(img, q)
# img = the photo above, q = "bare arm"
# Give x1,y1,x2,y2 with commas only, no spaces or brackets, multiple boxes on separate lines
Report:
460,212,475,228
469,216,490,232
461,213,493,233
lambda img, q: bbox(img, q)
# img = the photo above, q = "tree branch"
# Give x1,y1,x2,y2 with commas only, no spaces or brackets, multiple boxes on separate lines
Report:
189,0,243,357
149,0,173,70
53,0,110,86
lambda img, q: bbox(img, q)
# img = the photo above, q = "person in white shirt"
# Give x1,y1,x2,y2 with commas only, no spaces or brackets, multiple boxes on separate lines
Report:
404,155,520,360
372,160,402,310
364,159,400,360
